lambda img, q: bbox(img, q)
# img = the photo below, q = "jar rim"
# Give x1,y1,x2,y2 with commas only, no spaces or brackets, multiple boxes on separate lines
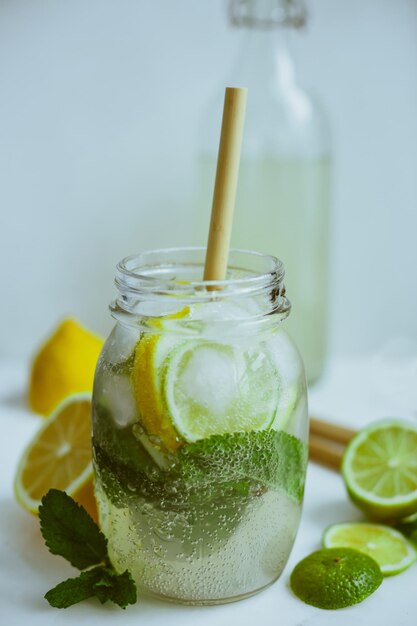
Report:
112,247,290,323
116,246,284,297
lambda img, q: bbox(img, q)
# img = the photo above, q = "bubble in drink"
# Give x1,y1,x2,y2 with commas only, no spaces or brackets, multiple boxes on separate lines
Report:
92,250,308,604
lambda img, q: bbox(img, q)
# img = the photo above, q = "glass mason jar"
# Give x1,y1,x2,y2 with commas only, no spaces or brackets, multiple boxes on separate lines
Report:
92,247,308,605
195,0,331,384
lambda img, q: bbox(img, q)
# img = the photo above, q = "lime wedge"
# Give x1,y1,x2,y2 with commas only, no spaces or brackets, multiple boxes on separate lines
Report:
163,341,278,442
290,547,383,609
342,419,417,521
323,522,417,576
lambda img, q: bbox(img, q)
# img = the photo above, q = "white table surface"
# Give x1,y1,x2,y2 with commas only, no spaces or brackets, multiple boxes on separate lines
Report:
1,357,417,626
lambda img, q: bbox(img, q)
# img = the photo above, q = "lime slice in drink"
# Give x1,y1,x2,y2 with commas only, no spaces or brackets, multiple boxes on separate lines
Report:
323,522,417,576
271,383,298,431
268,329,305,432
290,547,383,609
163,341,279,442
342,419,417,521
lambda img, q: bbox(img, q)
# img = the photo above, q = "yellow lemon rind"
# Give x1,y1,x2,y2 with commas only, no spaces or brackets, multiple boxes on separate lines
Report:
28,318,103,416
14,392,93,515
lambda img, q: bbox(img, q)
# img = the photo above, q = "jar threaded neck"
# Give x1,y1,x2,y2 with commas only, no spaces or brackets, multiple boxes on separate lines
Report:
111,247,290,323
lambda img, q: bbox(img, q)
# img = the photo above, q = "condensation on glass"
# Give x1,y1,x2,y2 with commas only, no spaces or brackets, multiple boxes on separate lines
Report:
91,248,308,605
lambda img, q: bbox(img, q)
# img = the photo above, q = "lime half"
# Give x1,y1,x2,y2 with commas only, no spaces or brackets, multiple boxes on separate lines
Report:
163,341,278,442
342,419,417,521
323,522,417,576
290,547,383,610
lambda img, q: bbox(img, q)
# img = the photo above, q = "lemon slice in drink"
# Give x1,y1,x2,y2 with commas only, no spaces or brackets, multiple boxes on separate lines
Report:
131,307,190,452
163,341,279,442
132,334,183,451
14,393,96,520
323,522,417,576
342,419,417,521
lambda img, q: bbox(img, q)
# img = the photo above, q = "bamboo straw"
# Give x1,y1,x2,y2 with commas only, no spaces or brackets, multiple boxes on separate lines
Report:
201,88,354,474
204,87,247,285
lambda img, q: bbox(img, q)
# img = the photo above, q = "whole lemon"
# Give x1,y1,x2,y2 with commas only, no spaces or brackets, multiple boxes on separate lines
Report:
29,319,103,416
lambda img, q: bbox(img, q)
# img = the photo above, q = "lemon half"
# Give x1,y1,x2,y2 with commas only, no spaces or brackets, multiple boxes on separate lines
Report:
29,318,103,416
14,393,97,521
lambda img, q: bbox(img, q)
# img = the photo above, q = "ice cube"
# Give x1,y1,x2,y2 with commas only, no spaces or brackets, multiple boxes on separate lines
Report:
179,346,238,416
105,324,139,365
99,373,137,428
192,297,262,322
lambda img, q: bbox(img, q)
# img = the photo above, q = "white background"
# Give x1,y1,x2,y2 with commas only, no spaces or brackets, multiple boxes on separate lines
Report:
1,0,416,359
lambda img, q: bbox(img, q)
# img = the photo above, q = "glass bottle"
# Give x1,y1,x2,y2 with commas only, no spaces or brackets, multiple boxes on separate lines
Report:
92,247,308,604
196,0,331,383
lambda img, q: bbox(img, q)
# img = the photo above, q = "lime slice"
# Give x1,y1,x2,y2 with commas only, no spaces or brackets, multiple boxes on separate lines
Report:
163,341,278,442
290,547,383,609
268,328,305,431
323,522,417,576
271,383,298,431
342,419,417,521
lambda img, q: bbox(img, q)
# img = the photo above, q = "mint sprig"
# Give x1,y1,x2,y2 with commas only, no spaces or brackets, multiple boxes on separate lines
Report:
45,566,137,609
39,489,108,570
39,489,137,609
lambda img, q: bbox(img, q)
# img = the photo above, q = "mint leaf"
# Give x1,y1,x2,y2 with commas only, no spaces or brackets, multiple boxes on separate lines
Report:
39,489,108,570
45,566,137,609
45,567,104,608
98,569,137,608
177,429,307,503
39,489,137,610
93,404,162,478
94,424,307,506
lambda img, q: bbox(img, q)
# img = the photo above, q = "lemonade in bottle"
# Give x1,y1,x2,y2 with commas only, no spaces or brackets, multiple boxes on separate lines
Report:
196,0,331,383
92,247,308,604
